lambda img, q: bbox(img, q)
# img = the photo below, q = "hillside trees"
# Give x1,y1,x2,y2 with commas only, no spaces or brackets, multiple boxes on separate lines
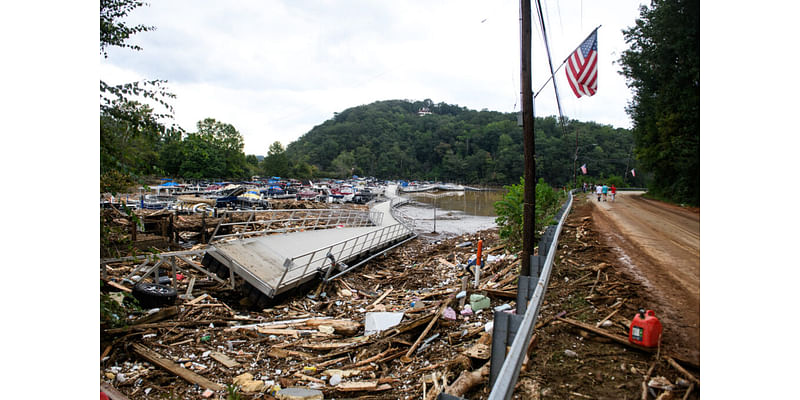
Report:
285,100,635,186
618,0,699,204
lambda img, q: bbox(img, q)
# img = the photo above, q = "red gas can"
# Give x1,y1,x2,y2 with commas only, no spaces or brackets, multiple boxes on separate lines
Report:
629,309,663,347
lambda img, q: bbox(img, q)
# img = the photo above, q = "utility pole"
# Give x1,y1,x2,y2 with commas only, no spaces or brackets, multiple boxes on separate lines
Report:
520,0,534,276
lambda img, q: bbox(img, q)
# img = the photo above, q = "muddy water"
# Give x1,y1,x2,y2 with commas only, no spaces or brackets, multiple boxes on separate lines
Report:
396,189,507,239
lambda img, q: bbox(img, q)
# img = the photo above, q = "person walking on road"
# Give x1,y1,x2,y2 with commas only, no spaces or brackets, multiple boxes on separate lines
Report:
602,184,609,202
611,184,617,202
596,184,603,202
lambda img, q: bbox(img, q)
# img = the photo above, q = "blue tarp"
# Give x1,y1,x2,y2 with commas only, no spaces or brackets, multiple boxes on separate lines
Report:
161,181,180,186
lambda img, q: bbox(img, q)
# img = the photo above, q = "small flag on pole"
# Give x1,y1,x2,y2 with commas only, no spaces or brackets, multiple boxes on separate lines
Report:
631,168,636,177
581,164,587,175
566,29,598,98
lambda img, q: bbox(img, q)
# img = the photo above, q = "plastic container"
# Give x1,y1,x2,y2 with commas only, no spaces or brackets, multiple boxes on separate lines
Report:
628,309,663,347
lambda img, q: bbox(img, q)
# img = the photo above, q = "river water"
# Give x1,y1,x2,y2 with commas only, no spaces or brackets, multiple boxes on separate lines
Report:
395,189,507,239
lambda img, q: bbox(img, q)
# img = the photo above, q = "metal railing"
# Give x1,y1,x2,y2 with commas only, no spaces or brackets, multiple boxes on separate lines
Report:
487,190,574,400
389,197,416,230
275,222,414,292
208,208,380,243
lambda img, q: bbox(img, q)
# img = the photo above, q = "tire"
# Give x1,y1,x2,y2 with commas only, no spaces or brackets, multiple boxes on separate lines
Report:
132,282,178,308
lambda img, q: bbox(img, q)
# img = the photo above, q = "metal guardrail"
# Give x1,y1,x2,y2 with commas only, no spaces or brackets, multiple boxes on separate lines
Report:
487,190,574,400
276,222,414,291
208,209,379,243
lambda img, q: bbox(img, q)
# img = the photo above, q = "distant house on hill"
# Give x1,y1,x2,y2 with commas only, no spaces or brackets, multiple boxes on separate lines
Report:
417,107,432,116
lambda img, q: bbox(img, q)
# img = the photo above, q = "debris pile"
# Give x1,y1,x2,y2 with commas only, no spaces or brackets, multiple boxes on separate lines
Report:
101,230,533,399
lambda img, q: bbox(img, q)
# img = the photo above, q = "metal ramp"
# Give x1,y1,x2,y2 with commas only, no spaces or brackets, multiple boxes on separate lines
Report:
201,185,415,299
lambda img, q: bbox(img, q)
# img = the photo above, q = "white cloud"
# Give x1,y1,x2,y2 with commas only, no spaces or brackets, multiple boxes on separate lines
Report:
101,0,646,154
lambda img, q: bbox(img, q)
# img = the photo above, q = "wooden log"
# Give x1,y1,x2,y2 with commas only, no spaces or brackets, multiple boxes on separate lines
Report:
370,288,394,307
105,319,229,334
131,343,223,391
304,318,362,336
444,361,490,397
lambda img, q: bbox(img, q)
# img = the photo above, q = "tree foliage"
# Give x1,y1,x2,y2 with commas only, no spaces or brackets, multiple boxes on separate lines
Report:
618,0,699,205
285,99,636,185
494,178,566,252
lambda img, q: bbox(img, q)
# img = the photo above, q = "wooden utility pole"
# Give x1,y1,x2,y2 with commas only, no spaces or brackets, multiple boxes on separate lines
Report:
520,0,534,276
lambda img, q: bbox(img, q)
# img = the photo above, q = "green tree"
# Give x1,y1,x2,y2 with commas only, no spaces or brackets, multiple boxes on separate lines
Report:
331,150,356,178
262,141,290,178
618,0,699,205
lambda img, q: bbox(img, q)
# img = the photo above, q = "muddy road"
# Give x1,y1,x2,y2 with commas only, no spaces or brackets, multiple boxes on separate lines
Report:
588,191,700,363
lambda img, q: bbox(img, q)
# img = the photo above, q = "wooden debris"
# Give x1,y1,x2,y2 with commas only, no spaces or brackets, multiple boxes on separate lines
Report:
641,361,657,400
210,351,241,368
463,343,490,360
336,381,378,391
444,361,490,397
186,293,210,305
105,280,132,293
401,297,453,362
294,371,325,384
665,356,700,386
131,343,223,391
132,306,179,326
100,382,130,400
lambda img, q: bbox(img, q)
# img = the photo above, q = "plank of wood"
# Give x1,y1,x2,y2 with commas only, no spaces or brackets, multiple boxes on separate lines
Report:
100,382,131,400
132,306,179,326
370,288,394,307
105,280,132,293
483,289,517,299
336,381,378,391
210,351,241,368
105,319,228,334
186,293,210,305
131,343,223,391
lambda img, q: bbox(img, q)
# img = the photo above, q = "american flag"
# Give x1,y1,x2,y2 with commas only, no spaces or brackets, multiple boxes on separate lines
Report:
581,164,587,175
631,169,636,177
566,29,598,98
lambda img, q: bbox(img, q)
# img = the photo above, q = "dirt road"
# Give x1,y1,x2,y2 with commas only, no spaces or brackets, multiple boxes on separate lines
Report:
588,190,700,363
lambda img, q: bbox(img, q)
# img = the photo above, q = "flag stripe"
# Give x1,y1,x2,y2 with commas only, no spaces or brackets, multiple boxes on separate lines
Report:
565,30,598,99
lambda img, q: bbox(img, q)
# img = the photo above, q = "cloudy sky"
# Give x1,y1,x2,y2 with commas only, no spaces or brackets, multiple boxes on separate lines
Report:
100,0,647,155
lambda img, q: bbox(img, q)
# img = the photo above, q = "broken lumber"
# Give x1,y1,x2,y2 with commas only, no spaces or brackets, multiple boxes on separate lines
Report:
336,381,379,392
666,356,700,386
401,297,453,362
131,306,179,326
210,351,241,368
131,343,223,391
100,382,130,400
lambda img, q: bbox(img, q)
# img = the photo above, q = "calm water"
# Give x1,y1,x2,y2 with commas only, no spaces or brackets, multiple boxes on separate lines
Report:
396,189,507,239
404,190,506,216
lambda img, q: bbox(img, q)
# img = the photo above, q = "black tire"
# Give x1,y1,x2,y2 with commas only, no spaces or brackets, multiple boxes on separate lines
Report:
132,282,178,308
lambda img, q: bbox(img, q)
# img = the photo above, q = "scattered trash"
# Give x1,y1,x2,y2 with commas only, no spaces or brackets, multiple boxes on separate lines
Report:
600,320,614,328
233,372,265,392
456,241,473,248
201,389,214,398
493,303,512,312
460,304,474,316
455,290,467,299
564,349,578,358
275,387,324,400
443,307,457,320
469,294,490,311
484,321,494,332
364,312,405,335
329,374,342,386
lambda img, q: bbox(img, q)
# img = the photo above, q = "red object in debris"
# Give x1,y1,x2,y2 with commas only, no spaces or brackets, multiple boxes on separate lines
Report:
476,240,483,266
100,392,110,400
176,273,185,281
629,309,662,347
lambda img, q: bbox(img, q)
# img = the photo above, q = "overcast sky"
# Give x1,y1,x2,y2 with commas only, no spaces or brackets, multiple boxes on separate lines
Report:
100,0,647,155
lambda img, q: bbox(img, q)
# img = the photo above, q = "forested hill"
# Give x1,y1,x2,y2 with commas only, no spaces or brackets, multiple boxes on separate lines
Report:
285,99,636,186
